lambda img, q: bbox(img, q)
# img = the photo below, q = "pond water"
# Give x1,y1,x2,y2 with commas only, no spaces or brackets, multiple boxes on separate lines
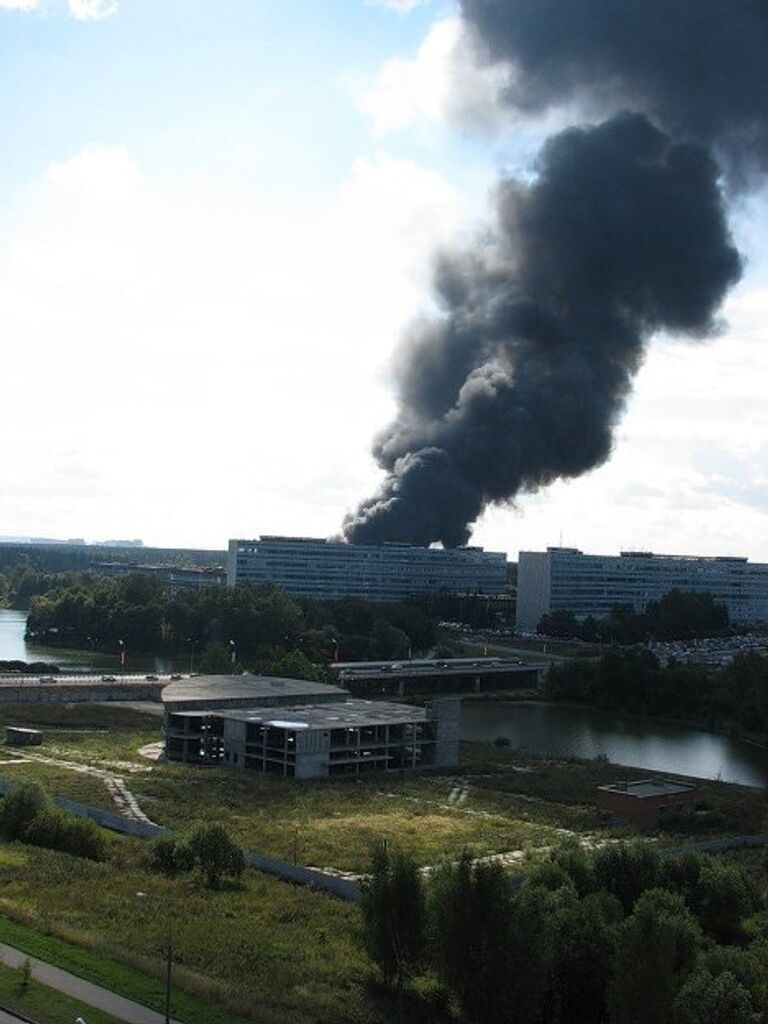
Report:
461,700,768,789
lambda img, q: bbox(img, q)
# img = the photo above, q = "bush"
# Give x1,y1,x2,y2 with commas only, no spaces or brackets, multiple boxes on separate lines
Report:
22,807,106,861
0,782,105,860
150,834,196,875
16,958,32,995
0,783,50,840
188,822,245,888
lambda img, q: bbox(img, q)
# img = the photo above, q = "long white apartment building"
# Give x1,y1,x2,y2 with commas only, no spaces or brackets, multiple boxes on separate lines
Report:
516,547,768,631
228,536,508,602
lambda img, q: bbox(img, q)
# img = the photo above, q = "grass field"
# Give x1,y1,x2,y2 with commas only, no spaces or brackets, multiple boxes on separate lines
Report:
0,840,381,1024
0,702,762,1023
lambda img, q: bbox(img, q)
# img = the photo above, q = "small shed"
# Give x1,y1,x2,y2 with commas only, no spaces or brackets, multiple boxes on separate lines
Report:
596,778,697,830
6,727,43,747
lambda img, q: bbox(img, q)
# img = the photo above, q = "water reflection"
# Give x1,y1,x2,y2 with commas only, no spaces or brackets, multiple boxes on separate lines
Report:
461,701,768,789
0,609,188,674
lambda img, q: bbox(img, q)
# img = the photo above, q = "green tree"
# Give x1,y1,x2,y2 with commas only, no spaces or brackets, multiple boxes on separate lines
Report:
262,650,324,682
360,844,425,992
549,890,622,1024
507,883,554,1024
369,619,410,660
690,857,753,944
593,842,660,914
672,970,759,1024
198,642,236,674
663,851,753,944
188,822,245,889
550,838,595,897
430,853,515,1024
607,888,702,1024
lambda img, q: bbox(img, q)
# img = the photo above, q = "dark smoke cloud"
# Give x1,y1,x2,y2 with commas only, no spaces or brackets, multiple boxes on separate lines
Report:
462,0,768,184
344,114,741,546
344,1,766,547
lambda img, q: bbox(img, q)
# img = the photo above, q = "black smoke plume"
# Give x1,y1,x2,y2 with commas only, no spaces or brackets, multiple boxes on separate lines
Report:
344,1,767,547
462,0,768,185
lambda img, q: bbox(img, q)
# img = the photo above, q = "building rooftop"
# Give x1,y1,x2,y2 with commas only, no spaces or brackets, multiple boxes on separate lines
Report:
161,674,345,707
597,779,697,800
181,698,429,729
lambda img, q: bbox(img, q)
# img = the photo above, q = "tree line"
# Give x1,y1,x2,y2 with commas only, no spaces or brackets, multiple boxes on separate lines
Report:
362,840,766,1024
25,573,437,668
546,648,768,736
539,590,731,644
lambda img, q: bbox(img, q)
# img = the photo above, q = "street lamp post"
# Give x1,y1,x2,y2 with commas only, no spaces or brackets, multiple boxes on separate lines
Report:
136,891,172,1024
86,636,95,673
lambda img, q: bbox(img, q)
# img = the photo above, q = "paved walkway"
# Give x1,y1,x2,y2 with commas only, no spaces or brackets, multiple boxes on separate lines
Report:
0,943,182,1024
0,1009,27,1023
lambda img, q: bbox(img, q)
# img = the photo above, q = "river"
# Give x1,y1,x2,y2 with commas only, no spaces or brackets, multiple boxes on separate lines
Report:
461,701,768,788
0,609,188,674
2,610,767,786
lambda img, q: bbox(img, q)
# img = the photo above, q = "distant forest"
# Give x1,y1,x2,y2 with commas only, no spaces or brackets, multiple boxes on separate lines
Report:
24,571,439,673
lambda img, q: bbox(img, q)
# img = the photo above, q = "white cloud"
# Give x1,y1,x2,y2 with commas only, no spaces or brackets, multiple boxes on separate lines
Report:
67,0,117,21
46,145,141,201
0,0,119,17
0,145,461,547
364,0,430,12
354,16,510,135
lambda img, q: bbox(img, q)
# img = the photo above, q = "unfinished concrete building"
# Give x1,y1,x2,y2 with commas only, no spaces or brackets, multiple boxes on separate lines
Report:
163,675,459,778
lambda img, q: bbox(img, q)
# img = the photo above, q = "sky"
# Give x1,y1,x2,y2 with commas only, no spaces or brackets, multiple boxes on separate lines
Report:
0,0,766,561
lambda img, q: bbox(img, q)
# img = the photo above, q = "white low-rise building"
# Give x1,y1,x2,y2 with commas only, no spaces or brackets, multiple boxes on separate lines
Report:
227,535,507,602
516,547,768,631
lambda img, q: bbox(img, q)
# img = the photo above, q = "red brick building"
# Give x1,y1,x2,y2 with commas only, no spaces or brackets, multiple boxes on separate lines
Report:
596,778,697,830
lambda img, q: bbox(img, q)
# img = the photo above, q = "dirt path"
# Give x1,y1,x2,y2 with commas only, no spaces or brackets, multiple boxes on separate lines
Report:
4,751,156,825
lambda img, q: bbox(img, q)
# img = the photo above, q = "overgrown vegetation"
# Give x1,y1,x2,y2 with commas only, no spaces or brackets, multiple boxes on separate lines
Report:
547,647,768,736
361,840,768,1024
0,782,106,860
0,702,763,1024
151,823,245,888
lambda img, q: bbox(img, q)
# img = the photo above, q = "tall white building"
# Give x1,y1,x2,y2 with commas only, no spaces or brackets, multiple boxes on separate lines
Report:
228,536,508,602
516,547,768,631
